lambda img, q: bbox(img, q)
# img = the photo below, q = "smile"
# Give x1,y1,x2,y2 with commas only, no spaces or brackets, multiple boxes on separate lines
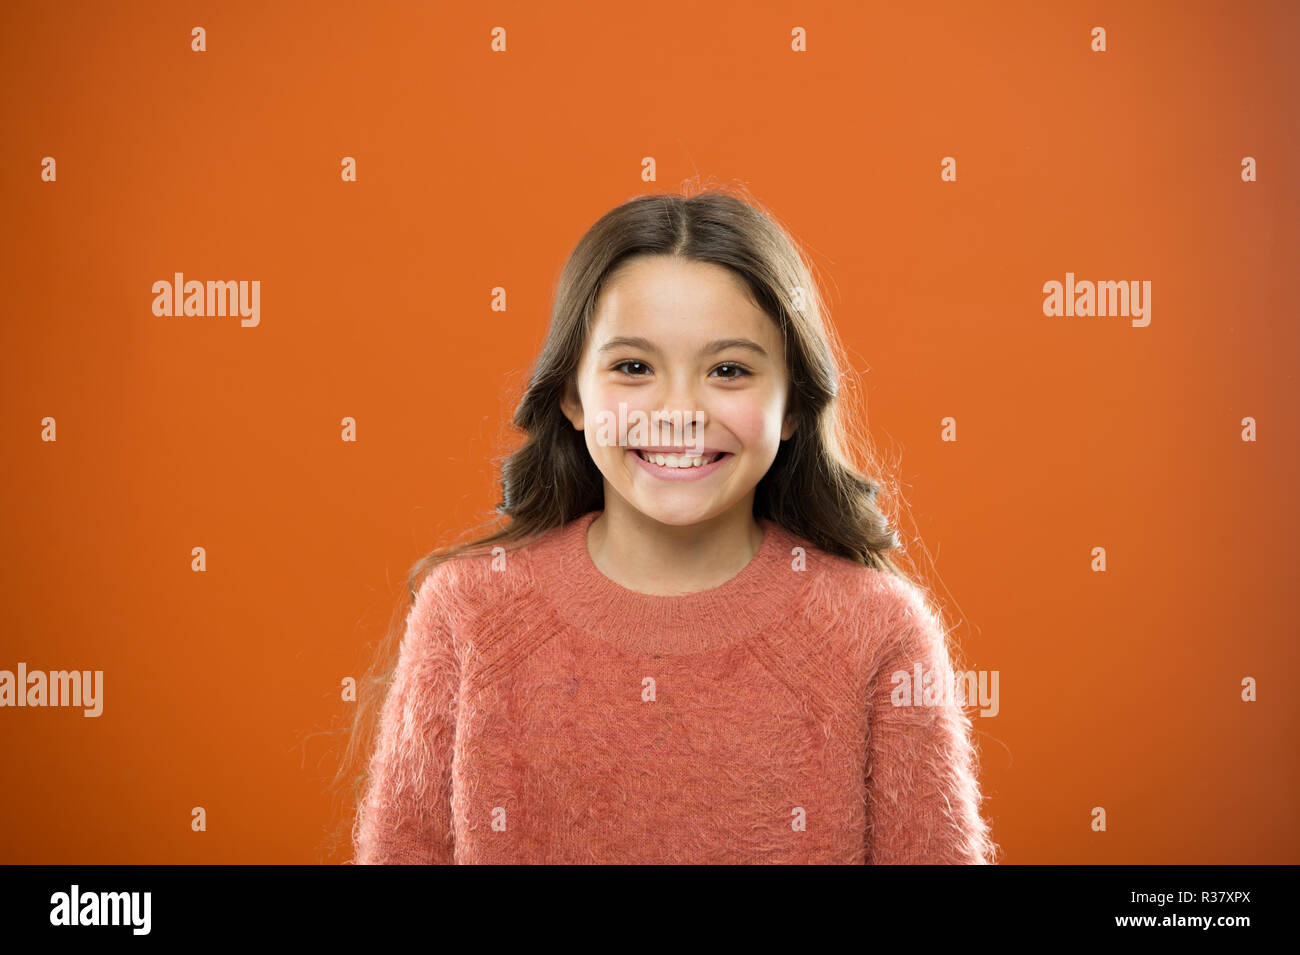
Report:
627,448,732,481
635,449,723,467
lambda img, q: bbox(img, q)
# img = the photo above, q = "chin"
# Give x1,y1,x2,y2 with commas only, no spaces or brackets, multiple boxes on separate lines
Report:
626,498,737,529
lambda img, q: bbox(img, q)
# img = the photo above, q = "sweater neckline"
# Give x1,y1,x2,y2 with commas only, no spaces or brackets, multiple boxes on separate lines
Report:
529,510,802,655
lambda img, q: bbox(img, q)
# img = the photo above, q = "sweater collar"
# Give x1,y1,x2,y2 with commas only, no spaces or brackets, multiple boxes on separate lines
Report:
528,510,806,655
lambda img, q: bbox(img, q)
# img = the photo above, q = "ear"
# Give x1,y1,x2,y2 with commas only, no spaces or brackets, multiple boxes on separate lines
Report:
559,377,584,431
777,379,801,442
780,408,798,442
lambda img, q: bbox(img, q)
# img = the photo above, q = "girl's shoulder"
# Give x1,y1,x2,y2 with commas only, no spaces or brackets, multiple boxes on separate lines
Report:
792,543,946,660
785,529,911,605
410,526,563,624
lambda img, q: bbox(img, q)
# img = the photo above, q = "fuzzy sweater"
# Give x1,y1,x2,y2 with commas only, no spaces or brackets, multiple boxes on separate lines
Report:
353,510,996,864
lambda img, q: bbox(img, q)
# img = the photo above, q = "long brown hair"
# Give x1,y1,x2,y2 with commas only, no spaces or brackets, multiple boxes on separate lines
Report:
327,179,948,860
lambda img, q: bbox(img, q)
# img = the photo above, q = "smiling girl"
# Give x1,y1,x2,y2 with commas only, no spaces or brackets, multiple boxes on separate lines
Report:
347,187,998,864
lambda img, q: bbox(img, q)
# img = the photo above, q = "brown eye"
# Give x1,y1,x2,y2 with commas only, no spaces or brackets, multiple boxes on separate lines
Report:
712,364,751,379
613,360,650,376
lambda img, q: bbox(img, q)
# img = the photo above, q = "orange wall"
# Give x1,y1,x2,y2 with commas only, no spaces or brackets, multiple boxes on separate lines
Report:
1,0,1296,863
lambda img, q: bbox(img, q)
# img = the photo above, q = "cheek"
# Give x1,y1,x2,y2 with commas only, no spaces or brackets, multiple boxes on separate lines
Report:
581,384,624,448
717,398,779,448
582,380,618,415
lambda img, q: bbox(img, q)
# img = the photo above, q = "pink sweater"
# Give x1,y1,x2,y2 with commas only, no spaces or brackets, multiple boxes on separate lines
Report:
353,510,996,864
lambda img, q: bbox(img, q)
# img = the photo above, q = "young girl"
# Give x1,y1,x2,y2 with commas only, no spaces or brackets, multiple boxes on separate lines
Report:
346,187,998,864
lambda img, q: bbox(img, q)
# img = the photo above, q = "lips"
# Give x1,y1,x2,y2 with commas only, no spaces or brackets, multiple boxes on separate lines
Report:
626,447,733,481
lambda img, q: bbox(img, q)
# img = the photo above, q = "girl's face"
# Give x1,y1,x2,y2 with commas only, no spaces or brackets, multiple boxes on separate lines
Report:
561,255,798,528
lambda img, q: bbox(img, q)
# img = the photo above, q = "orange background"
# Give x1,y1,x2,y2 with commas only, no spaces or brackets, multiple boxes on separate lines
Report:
2,0,1296,863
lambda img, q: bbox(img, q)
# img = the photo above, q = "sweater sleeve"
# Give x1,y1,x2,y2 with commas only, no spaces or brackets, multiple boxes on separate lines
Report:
863,575,996,864
353,564,461,864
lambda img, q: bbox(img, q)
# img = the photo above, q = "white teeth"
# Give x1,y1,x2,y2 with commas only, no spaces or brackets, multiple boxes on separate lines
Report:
636,450,707,468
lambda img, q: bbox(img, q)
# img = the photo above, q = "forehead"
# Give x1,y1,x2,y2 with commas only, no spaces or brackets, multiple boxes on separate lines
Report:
589,256,778,351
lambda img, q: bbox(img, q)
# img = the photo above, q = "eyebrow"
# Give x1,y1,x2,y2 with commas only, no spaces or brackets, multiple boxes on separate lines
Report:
596,336,769,359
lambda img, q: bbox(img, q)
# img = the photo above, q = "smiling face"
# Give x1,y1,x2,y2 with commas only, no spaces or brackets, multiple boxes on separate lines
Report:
560,254,798,528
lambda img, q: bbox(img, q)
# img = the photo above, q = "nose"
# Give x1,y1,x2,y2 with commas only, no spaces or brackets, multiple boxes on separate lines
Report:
655,387,708,447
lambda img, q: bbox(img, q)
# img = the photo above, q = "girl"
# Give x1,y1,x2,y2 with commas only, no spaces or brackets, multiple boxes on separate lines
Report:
345,187,998,864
